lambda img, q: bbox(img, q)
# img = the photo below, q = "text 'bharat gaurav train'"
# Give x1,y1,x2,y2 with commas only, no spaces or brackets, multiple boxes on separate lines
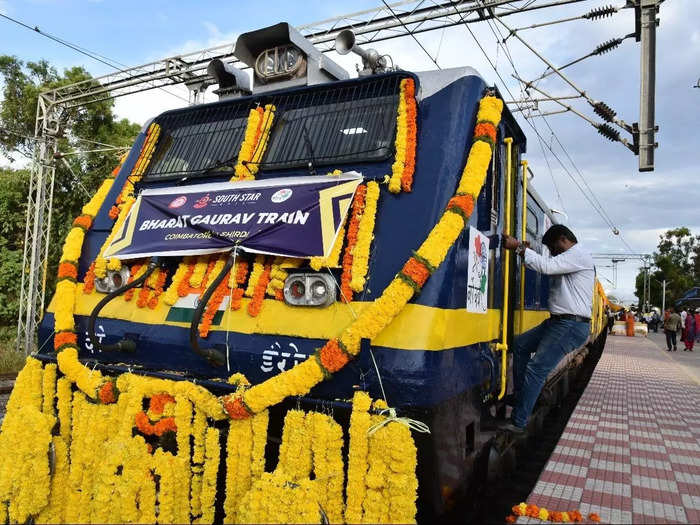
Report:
0,22,608,524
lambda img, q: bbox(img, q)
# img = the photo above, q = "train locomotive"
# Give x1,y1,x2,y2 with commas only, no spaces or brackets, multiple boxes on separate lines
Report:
1,22,608,524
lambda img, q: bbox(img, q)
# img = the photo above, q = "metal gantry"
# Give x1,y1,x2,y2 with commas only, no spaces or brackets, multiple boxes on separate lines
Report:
16,0,659,352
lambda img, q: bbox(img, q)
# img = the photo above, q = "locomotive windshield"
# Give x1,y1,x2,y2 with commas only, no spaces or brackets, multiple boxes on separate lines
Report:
143,73,405,181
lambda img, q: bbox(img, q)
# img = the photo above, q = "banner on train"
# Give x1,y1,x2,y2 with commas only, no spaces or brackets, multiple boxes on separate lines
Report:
103,173,362,260
466,227,490,314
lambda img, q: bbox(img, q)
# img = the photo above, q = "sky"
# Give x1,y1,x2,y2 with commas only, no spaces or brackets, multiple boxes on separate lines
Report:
1,0,698,303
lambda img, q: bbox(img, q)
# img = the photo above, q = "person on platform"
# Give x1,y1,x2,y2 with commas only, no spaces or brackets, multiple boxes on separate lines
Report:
684,312,696,352
606,306,615,334
695,308,700,343
625,310,636,337
650,310,660,333
664,306,682,352
681,308,688,342
499,225,594,435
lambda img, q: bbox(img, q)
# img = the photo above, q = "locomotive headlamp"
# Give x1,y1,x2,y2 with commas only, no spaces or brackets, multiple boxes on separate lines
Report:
283,273,336,307
254,45,305,81
95,266,131,294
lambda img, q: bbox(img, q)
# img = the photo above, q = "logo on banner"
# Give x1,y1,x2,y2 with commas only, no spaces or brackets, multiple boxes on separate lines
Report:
194,194,211,209
168,196,187,209
271,188,293,203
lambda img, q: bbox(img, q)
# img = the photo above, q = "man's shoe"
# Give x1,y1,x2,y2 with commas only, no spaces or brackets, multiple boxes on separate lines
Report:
667,348,672,352
496,419,526,435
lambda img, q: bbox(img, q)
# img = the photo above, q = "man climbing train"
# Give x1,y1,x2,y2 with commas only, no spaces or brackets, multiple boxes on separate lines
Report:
500,224,595,434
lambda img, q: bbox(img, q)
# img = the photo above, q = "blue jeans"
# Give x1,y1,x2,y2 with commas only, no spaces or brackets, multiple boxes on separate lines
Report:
511,317,590,427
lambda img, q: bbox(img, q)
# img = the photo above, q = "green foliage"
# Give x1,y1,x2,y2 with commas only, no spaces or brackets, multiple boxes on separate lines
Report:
0,55,141,331
0,329,24,374
635,228,700,308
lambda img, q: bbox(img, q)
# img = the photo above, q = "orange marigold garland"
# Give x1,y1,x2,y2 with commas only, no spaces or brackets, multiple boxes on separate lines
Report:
389,78,418,193
401,78,418,192
147,268,168,309
247,262,272,317
134,411,177,437
163,256,195,306
200,272,231,338
82,262,96,294
340,184,367,302
149,393,176,415
98,381,118,404
54,331,78,352
229,260,249,311
508,502,589,523
123,263,144,302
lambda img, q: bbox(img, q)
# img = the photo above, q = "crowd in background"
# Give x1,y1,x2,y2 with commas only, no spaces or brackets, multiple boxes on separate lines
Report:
605,305,700,351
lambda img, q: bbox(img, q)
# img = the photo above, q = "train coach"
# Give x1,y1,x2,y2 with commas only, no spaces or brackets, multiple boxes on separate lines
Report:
0,22,608,524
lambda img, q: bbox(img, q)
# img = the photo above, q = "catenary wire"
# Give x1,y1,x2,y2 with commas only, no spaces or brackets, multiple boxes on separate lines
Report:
447,1,634,253
473,1,634,251
0,12,190,105
381,0,442,70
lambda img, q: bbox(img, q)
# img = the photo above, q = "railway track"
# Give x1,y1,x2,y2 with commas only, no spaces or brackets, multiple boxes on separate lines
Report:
0,373,17,422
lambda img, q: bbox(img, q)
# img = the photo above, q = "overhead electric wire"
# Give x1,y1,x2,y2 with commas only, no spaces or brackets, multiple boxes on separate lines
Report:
448,0,634,254
381,0,442,70
474,1,636,252
0,12,190,104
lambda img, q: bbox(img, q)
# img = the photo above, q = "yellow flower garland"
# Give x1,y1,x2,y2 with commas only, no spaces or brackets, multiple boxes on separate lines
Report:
233,104,276,181
389,80,409,193
163,255,196,305
345,391,372,523
200,427,220,523
277,409,313,480
350,180,380,292
189,254,211,288
310,412,345,523
41,362,57,417
238,471,319,523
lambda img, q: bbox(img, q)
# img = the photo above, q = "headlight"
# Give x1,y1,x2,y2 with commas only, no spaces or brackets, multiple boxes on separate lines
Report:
95,266,131,294
283,273,336,307
255,45,305,81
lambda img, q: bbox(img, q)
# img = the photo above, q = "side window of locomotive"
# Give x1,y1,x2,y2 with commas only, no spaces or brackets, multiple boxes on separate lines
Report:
261,76,402,170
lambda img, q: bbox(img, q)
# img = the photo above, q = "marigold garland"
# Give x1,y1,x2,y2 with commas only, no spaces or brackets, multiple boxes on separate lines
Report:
123,263,145,302
199,270,230,337
247,261,272,317
233,104,276,180
340,184,367,302
389,78,418,193
199,427,220,524
508,502,595,523
163,256,195,305
350,180,380,292
189,254,211,288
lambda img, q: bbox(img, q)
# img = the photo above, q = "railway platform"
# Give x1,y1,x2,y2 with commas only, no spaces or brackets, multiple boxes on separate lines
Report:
516,334,700,524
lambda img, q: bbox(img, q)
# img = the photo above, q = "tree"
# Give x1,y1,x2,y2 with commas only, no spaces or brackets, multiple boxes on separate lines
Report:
0,56,141,330
635,228,700,309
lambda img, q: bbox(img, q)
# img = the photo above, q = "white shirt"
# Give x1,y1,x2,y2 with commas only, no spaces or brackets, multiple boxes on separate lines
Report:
523,243,595,318
681,311,688,323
